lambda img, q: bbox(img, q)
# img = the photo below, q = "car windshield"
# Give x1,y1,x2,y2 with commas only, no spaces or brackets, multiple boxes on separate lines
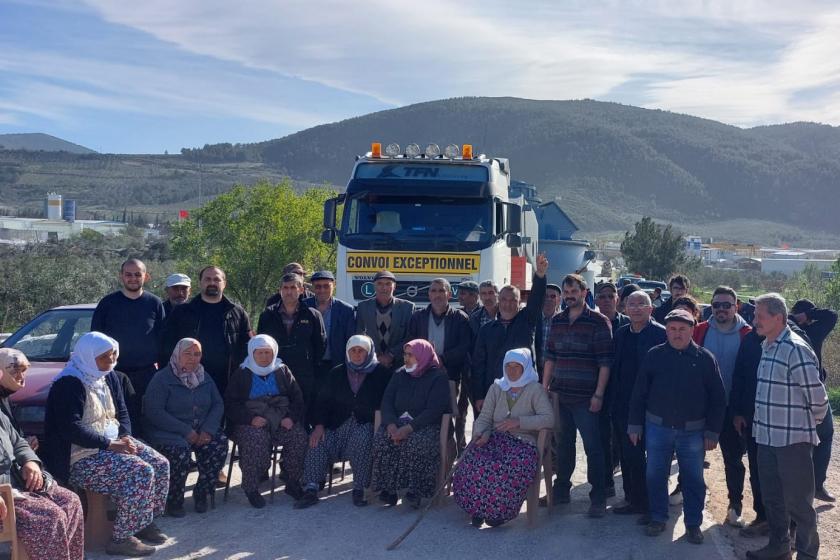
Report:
340,194,494,251
1,309,93,361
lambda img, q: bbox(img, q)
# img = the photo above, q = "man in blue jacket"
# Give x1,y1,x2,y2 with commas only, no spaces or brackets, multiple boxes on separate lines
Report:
304,271,356,381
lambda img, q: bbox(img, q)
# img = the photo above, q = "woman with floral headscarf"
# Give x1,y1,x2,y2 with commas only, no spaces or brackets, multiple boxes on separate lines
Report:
371,339,451,509
143,338,227,517
0,348,85,560
225,334,308,509
43,332,170,557
294,335,391,509
452,347,553,527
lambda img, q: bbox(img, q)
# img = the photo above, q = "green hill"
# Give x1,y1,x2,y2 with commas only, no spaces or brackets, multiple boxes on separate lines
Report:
0,133,95,154
2,98,840,240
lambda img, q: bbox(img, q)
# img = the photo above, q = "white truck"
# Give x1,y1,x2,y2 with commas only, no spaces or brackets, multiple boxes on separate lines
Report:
321,142,540,304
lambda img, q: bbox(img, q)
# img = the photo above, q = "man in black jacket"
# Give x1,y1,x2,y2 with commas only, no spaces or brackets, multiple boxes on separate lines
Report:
652,274,690,324
472,254,548,410
161,266,251,397
407,278,472,449
791,298,838,503
628,309,726,544
258,272,326,422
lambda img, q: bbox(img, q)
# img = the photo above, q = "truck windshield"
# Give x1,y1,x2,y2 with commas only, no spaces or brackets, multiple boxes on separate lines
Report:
340,194,494,251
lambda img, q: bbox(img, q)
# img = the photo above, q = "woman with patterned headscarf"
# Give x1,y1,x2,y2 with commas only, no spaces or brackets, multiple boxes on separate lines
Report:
43,332,170,557
143,338,228,517
225,334,308,509
295,334,391,509
453,347,553,527
371,339,451,509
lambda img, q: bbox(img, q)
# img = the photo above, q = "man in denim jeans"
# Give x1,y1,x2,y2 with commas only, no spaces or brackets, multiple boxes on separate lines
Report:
628,309,726,544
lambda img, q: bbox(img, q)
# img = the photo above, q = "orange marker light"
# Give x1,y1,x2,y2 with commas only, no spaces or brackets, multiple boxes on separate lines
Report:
462,144,473,159
371,142,382,158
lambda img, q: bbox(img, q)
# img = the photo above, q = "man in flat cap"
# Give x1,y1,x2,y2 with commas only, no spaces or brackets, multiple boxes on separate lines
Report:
304,270,357,379
628,308,726,544
356,271,414,370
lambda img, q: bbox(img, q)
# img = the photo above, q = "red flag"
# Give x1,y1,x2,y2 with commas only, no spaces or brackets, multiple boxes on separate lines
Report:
179,210,189,220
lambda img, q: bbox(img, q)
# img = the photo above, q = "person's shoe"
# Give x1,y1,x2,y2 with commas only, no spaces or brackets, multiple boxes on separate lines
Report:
745,545,793,559
135,522,168,544
294,489,319,509
605,486,616,498
352,489,368,507
686,525,704,544
379,490,398,506
404,491,422,509
646,521,666,536
485,518,505,527
739,518,769,538
165,503,186,518
669,485,683,505
106,536,154,557
284,480,304,501
552,486,570,504
194,493,208,514
726,502,746,528
815,485,836,502
245,490,266,509
471,516,484,527
588,503,606,518
216,471,228,489
612,504,645,515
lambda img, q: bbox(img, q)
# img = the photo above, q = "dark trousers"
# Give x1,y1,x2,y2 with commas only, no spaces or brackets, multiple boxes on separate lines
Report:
613,411,647,510
719,409,746,506
121,364,157,438
599,405,615,491
554,400,606,505
757,442,819,559
814,400,834,489
744,429,766,519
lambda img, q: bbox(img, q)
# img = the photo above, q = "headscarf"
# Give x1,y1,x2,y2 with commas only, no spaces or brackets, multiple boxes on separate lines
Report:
345,335,379,374
403,339,441,378
169,338,205,389
54,331,118,387
0,348,29,392
496,348,539,391
240,334,284,377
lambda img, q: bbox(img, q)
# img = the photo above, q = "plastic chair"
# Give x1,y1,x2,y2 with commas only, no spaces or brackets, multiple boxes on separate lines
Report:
525,427,554,525
225,439,285,503
433,380,459,505
0,484,28,560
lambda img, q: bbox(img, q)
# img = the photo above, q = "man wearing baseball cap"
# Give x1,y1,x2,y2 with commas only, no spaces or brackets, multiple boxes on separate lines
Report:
163,273,192,316
628,308,726,544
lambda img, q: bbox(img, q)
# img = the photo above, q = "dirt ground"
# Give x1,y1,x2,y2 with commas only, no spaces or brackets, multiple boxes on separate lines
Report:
3,419,835,560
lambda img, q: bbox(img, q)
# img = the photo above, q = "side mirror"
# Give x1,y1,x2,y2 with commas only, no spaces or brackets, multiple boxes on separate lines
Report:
323,196,338,229
506,204,522,234
320,229,336,244
506,234,522,248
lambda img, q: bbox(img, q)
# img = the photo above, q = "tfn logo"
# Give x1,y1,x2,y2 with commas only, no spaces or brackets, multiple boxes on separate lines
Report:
404,167,439,178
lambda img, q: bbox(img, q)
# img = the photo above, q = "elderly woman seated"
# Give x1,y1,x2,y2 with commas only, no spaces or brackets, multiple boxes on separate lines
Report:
453,348,553,527
225,334,308,509
143,338,228,517
43,332,170,557
0,349,85,560
371,339,450,509
295,335,391,509
0,349,39,449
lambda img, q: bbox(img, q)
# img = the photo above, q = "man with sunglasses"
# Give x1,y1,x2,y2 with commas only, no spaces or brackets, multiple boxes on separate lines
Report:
693,286,753,528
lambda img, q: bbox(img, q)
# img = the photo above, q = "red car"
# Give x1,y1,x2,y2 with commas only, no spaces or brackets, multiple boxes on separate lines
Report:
1,304,95,439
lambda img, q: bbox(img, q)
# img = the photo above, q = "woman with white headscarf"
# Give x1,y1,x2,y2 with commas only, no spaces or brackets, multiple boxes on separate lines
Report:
452,347,553,528
143,338,228,517
0,348,85,560
0,348,38,448
43,332,170,557
294,335,391,509
224,334,308,509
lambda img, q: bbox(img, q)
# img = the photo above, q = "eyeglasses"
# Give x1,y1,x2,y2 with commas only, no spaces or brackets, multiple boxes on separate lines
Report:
712,302,734,310
625,302,651,309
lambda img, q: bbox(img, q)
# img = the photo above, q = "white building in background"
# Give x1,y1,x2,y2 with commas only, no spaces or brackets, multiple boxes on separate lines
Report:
0,216,128,243
761,258,835,275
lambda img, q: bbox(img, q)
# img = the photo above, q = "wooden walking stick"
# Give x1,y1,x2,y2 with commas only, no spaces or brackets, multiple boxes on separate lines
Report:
386,442,473,551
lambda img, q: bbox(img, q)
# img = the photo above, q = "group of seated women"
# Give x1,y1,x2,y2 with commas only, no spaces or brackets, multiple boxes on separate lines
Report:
1,328,554,559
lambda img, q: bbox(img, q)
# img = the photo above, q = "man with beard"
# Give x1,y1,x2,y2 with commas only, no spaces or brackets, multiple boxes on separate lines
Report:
543,273,614,517
92,258,166,430
162,273,191,316
162,266,251,397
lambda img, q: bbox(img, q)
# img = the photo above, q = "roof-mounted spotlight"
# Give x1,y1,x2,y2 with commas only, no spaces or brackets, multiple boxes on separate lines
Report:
424,143,440,158
443,144,460,159
405,143,421,158
385,143,401,157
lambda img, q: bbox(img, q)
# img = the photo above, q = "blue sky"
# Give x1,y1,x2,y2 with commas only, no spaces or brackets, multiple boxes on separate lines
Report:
1,0,839,154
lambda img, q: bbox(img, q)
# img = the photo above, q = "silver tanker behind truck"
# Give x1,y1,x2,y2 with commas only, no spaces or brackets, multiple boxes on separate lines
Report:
321,142,584,305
